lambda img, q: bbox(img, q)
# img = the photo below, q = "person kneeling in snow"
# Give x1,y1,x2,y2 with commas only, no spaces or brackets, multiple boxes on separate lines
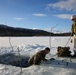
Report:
27,47,50,67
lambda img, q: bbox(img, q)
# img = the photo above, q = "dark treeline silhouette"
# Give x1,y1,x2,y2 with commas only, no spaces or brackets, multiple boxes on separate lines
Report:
0,24,71,36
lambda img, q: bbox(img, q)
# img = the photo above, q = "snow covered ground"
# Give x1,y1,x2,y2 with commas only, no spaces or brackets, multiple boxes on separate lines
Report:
0,36,76,75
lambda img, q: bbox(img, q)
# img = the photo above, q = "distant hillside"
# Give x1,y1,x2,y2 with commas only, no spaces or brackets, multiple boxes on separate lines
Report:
0,24,71,36
0,24,53,36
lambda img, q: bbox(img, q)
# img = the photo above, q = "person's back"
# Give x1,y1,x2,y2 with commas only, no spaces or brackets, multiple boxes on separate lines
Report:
27,47,50,67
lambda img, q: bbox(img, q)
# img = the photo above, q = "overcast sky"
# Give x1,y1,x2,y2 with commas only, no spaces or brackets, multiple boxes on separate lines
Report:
0,0,76,32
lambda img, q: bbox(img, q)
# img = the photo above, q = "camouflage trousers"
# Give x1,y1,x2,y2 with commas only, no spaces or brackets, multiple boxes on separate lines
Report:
72,35,76,53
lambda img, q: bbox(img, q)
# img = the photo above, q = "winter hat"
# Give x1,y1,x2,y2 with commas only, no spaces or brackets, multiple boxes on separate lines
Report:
70,15,76,20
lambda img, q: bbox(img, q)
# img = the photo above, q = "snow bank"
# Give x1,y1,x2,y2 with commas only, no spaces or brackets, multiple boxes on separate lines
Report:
0,36,76,75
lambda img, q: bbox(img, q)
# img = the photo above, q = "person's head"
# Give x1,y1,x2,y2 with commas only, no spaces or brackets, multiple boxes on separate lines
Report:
70,15,76,22
44,47,50,54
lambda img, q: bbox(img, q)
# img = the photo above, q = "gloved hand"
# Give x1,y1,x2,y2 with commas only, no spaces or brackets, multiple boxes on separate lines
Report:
71,39,73,43
71,33,73,36
44,59,47,61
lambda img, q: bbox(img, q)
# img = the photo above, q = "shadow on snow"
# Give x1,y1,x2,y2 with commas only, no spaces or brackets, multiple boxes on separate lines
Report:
42,58,76,70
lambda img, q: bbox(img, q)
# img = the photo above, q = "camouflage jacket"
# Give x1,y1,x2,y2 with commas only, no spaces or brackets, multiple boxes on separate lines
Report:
71,22,76,35
27,50,47,66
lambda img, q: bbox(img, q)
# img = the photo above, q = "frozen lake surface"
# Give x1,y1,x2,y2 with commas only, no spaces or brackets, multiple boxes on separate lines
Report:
0,36,72,47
